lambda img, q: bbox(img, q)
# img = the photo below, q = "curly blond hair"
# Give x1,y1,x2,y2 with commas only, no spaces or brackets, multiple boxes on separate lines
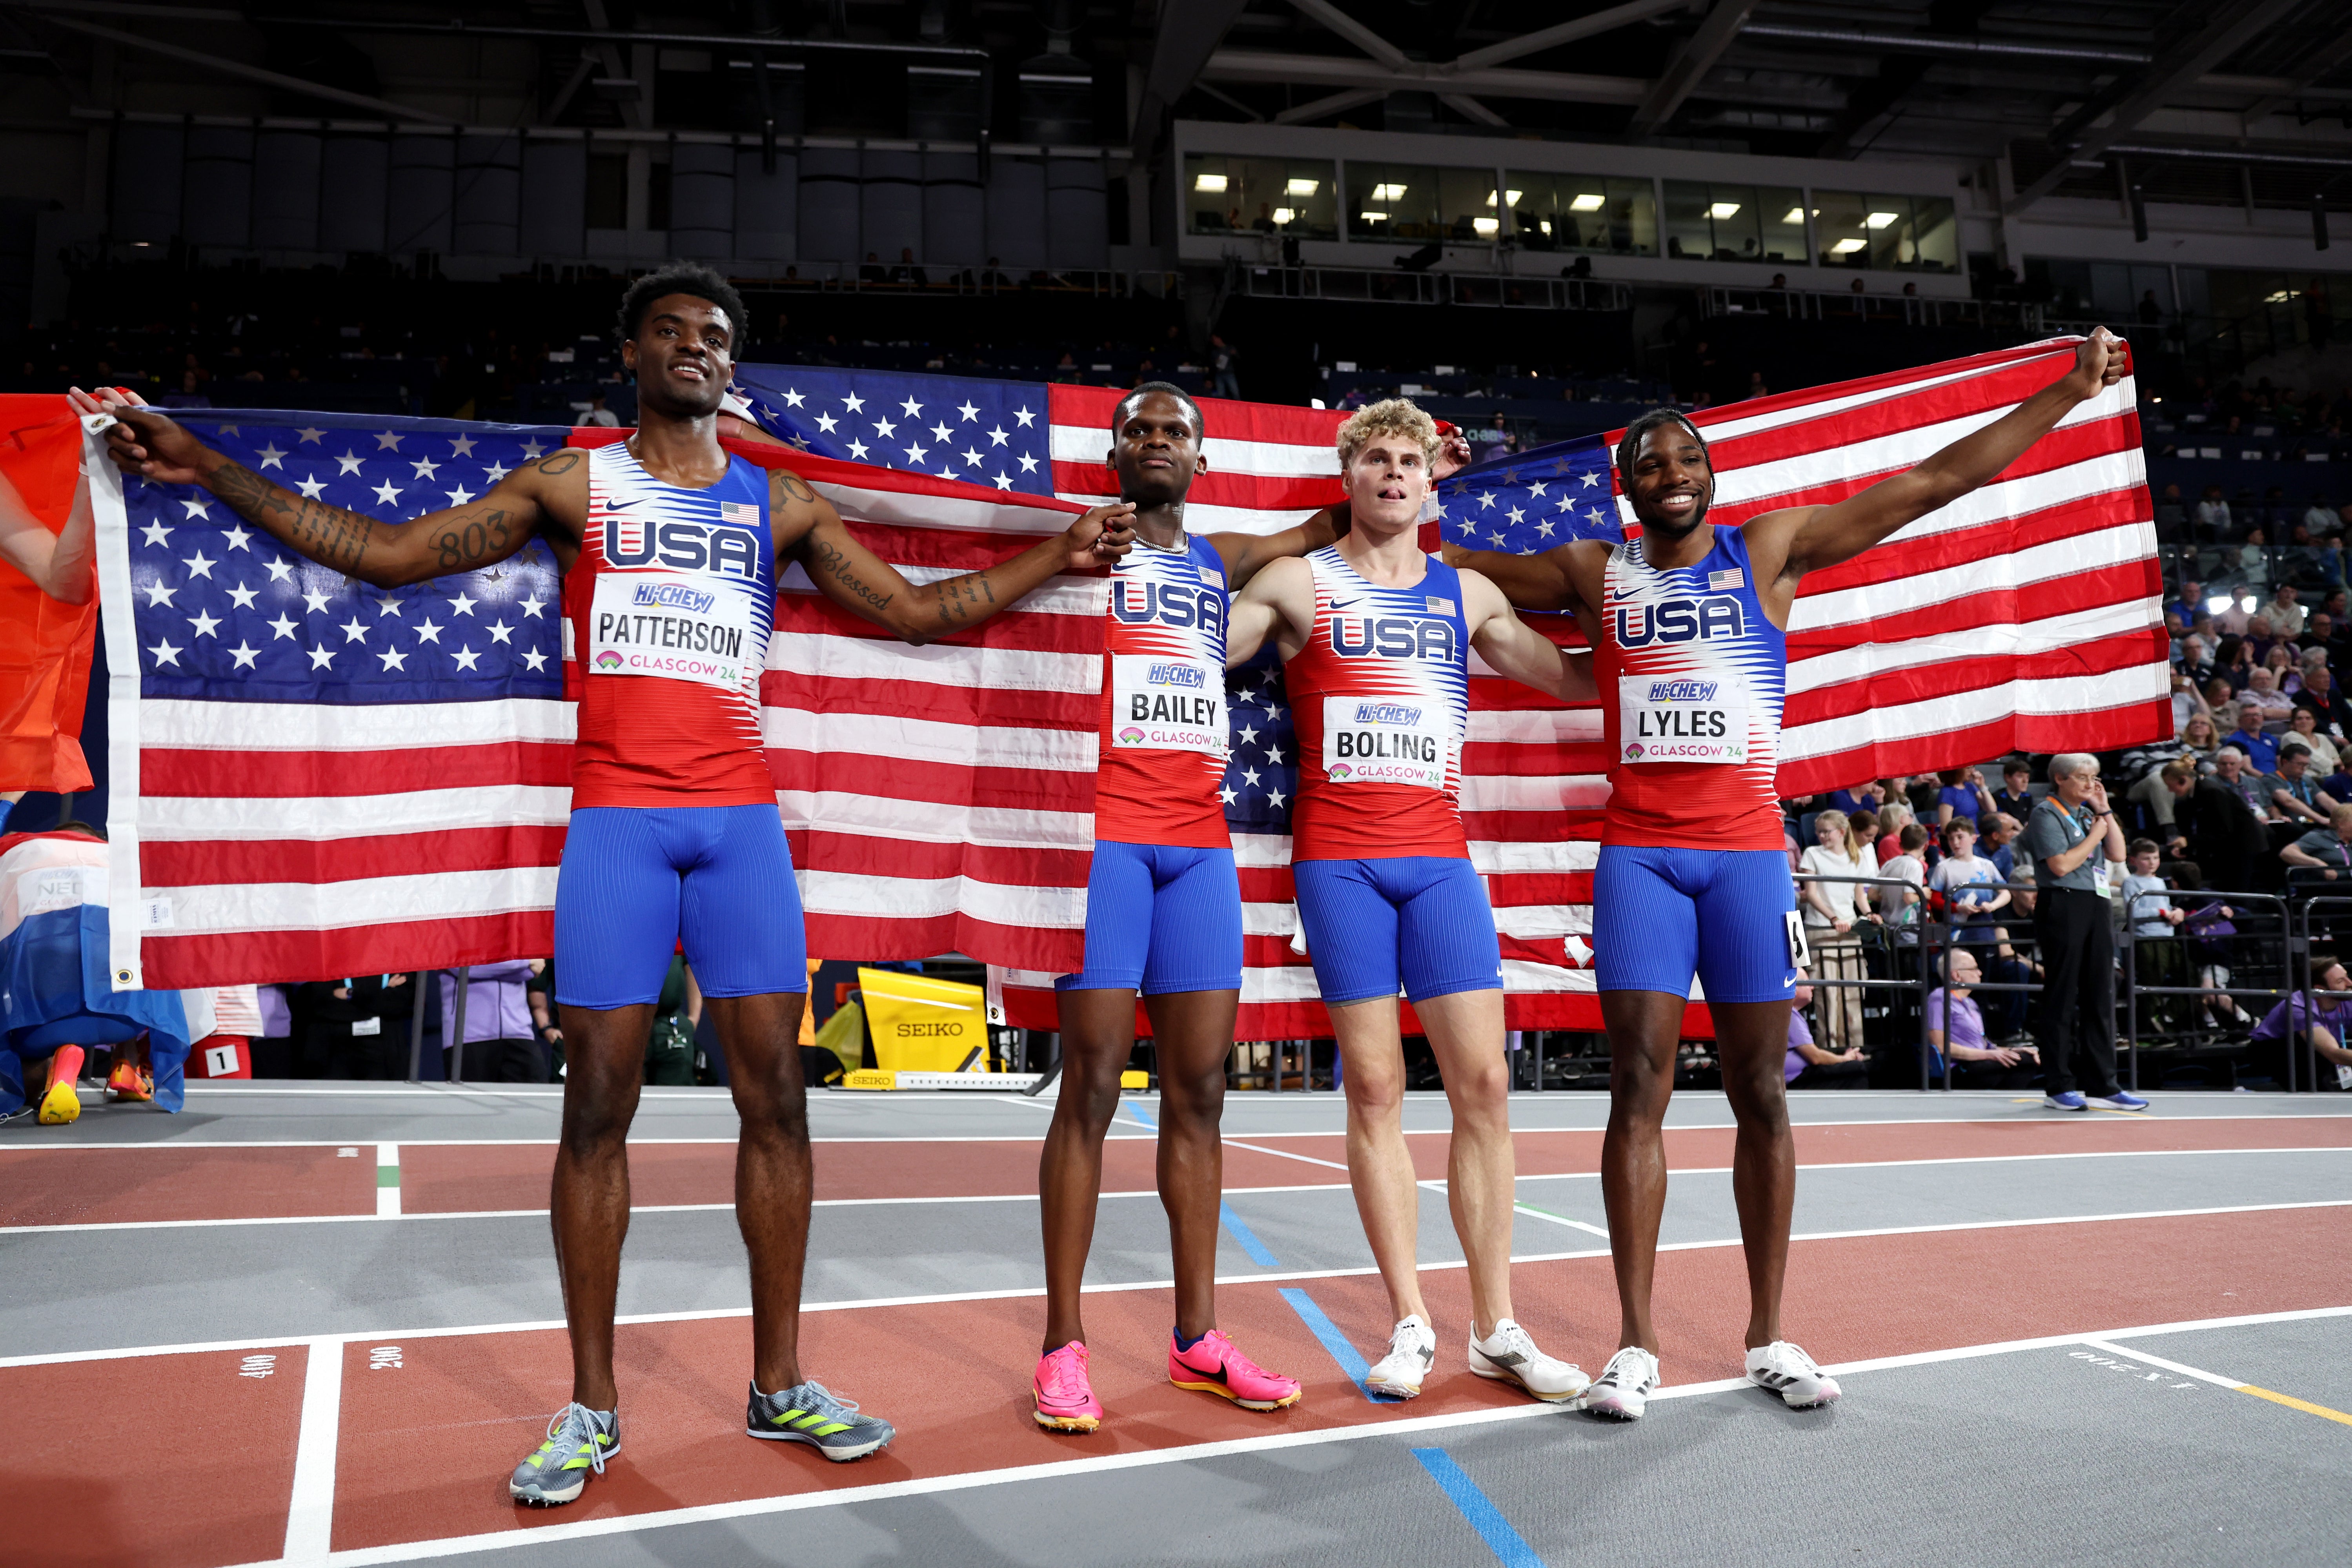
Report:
1336,397,1440,469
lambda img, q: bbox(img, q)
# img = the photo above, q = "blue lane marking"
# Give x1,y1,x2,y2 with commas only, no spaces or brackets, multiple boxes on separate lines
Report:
1278,1287,1394,1402
1217,1200,1280,1265
1410,1449,1549,1568
1123,1095,1155,1129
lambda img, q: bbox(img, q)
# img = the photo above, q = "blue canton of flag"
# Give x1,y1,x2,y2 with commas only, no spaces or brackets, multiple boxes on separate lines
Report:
1436,435,1623,554
729,364,1055,495
1222,647,1296,835
126,412,568,704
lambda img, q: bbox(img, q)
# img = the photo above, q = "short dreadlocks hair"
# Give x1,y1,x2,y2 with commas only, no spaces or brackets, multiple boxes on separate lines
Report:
1612,408,1711,487
1114,380,1205,439
615,263,748,348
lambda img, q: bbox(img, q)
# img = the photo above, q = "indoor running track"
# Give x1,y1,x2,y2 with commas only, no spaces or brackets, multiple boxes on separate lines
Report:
6,1082,2351,1568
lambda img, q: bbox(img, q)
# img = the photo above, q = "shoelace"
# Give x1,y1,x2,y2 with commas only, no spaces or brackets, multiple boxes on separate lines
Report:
1387,1320,1431,1362
543,1402,608,1475
1599,1349,1653,1389
1763,1343,1822,1380
1038,1346,1089,1400
794,1380,862,1420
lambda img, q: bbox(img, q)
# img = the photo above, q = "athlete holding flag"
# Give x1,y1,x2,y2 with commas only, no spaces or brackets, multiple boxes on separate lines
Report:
1451,329,2127,1419
1224,398,1595,1403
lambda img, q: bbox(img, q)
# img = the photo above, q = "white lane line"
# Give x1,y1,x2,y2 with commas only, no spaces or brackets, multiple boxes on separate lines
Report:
209,1302,2352,1568
2077,1337,2244,1388
12,1198,2350,1372
375,1144,399,1219
13,1144,2345,1237
281,1336,344,1564
1223,1136,1351,1171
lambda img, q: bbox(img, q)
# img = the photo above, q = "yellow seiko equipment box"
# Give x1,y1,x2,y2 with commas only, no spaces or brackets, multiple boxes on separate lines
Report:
856,966,988,1073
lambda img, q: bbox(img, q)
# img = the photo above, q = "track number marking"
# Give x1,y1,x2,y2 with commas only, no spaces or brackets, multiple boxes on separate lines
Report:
239,1353,277,1380
369,1345,403,1371
2069,1350,2196,1389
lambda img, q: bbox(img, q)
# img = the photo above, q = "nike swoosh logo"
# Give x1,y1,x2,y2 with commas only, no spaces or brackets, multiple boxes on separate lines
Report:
1328,597,1361,610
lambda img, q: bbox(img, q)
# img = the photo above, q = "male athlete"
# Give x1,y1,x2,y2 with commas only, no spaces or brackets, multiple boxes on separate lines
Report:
1452,329,2126,1419
1032,382,1336,1432
100,264,1134,1501
1225,398,1594,1403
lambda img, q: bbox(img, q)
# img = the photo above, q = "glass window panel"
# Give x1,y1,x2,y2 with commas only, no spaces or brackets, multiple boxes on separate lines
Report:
1439,168,1502,241
1506,173,1655,255
1662,179,1712,261
1706,184,1761,261
1906,195,1957,272
1665,180,1772,261
1756,186,1805,266
1344,161,1441,242
1183,154,1338,239
1813,189,1872,268
1860,193,1915,270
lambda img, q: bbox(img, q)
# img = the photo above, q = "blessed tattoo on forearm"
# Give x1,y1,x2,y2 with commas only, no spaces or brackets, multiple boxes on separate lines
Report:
208,460,375,572
806,538,894,614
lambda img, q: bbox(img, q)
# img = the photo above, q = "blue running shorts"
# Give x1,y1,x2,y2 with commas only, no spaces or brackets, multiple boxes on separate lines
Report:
1292,856,1502,1007
1591,845,1799,1004
554,805,809,1009
1058,840,1243,994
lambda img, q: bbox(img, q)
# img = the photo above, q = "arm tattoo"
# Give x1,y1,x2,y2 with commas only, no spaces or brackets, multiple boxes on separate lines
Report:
930,574,997,626
532,451,581,477
431,507,522,570
772,469,818,504
208,460,377,573
805,537,895,614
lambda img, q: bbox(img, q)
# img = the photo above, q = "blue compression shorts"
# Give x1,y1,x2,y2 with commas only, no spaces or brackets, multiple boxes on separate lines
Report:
1293,856,1502,1007
1590,845,1799,1004
1058,840,1243,994
553,805,809,1010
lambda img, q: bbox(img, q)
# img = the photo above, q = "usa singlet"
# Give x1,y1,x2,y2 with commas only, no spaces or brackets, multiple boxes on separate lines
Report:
562,441,777,807
1287,546,1471,862
1094,535,1231,848
1595,525,1786,850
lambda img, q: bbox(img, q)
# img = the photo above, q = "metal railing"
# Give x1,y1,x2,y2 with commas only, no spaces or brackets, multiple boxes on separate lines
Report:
1707,286,2047,331
1231,264,1631,312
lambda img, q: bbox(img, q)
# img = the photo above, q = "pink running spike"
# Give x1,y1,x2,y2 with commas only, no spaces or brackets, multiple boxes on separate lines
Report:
1168,1329,1303,1412
1032,1342,1103,1433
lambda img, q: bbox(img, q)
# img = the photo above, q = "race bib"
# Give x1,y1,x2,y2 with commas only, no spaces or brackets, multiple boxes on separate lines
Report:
586,573,759,692
1109,655,1226,755
1620,674,1751,765
1321,696,1449,789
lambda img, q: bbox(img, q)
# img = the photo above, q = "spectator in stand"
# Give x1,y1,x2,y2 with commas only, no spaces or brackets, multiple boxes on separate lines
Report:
2265,643,2306,695
439,960,547,1082
1877,822,1930,932
2297,663,2351,739
1826,779,1890,817
2286,705,2343,777
2242,529,2273,594
2170,668,2211,737
2179,634,2216,688
2214,745,2281,823
2245,665,2295,721
2266,744,2338,826
575,392,620,428
1927,949,2039,1088
251,983,295,1078
2250,959,2352,1089
2297,611,2338,657
2215,585,2254,636
2305,495,2339,534
2178,710,2224,768
1990,761,2035,822
2195,486,2233,539
1935,767,1996,828
1797,810,1873,1053
1980,812,2024,885
888,248,928,286
2222,705,2281,773
295,973,416,1080
2280,800,2352,888
2246,615,2281,668
1873,800,1913,864
2155,485,2188,531
2122,836,2190,1038
1848,810,1882,872
2217,635,2255,693
1931,818,2010,936
858,252,888,283
1209,335,1240,398
1784,970,1869,1089
2021,754,2141,1109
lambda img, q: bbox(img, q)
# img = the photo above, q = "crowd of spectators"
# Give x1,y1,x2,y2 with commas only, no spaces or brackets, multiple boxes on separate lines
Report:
2143,374,2352,467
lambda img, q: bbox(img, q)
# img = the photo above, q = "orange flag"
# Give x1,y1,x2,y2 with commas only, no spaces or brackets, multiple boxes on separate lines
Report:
0,394,96,794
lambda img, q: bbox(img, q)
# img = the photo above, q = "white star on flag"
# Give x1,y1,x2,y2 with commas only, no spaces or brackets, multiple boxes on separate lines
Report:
377,646,409,672
226,583,258,609
1014,407,1036,427
180,498,209,520
264,558,294,583
295,474,326,499
487,620,515,644
928,421,952,443
307,647,336,670
448,592,477,616
255,443,287,470
781,388,805,408
519,597,548,618
266,614,297,639
149,639,182,667
228,641,259,669
842,393,865,413
847,440,870,460
445,486,475,505
449,434,477,457
295,426,325,444
957,401,979,421
816,413,838,433
188,610,221,638
182,552,215,578
335,450,364,475
140,581,175,608
300,587,332,614
988,426,1009,446
372,480,402,506
414,618,443,644
521,647,549,670
410,456,440,479
451,646,482,672
339,617,368,643
873,417,897,439
899,396,923,417
140,520,173,547
223,525,251,552
375,431,404,451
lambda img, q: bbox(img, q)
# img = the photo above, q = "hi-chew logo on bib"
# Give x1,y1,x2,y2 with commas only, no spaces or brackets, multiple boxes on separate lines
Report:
1322,696,1447,788
588,572,758,691
1620,672,1750,764
1109,654,1226,754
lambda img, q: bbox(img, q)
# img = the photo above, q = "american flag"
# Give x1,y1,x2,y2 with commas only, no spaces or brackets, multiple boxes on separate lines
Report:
994,336,2165,1037
92,411,1105,989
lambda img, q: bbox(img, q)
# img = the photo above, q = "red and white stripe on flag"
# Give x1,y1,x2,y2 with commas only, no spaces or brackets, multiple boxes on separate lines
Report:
1047,386,1347,535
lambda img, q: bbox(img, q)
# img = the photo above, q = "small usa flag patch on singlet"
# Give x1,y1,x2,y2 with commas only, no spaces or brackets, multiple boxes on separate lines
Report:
1426,596,1456,614
718,501,759,528
1709,567,1744,590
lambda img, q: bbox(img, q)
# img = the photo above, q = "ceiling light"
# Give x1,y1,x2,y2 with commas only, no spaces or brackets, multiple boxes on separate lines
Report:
1194,173,1227,193
1285,177,1318,196
1782,208,1805,224
1372,182,1407,200
1831,238,1867,253
1866,211,1899,228
1272,207,1295,224
1359,211,1388,222
1708,202,1741,219
1474,216,1499,235
1538,219,1553,233
1568,193,1606,212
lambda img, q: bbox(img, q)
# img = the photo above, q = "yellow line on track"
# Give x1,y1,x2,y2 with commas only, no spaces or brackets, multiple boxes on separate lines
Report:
2236,1385,2352,1427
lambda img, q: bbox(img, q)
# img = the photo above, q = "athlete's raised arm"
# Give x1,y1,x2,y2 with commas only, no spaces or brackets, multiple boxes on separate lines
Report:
1207,507,1342,589
1749,327,2126,583
1223,554,1316,667
1441,538,1595,615
1461,570,1595,702
99,404,563,588
768,466,1133,646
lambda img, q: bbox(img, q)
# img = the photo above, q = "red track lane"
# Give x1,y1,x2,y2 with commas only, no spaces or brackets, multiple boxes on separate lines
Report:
9,1119,2347,1228
0,1146,376,1227
311,1205,2352,1553
7,1342,311,1568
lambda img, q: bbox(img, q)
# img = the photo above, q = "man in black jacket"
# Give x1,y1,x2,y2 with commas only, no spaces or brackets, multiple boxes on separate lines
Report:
295,973,416,1080
2163,757,2272,895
